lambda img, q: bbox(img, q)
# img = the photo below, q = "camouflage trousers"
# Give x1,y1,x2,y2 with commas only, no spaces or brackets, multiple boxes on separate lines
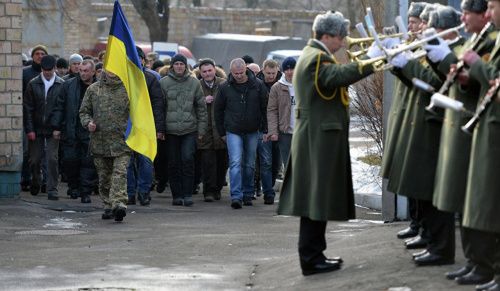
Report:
93,153,130,209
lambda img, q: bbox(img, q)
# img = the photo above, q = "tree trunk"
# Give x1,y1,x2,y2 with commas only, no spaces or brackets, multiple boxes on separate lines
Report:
130,0,170,42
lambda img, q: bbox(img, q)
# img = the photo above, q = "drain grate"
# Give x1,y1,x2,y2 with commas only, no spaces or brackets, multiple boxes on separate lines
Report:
15,229,87,236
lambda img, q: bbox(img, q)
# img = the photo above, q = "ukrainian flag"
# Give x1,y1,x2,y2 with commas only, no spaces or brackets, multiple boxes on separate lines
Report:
104,0,157,161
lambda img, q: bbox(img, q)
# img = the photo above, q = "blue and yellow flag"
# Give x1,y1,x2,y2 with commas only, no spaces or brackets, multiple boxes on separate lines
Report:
104,0,157,161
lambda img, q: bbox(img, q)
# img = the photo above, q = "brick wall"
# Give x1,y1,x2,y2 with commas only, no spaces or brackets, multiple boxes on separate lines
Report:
0,0,23,197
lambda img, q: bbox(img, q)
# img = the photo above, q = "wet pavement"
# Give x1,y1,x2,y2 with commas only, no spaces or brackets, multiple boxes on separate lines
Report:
0,186,473,291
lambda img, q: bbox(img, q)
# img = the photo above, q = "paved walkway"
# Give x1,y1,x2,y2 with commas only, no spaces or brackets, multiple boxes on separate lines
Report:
0,186,473,291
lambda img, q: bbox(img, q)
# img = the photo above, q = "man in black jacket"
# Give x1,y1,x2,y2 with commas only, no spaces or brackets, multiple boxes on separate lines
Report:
21,44,48,192
214,58,268,209
51,59,97,203
23,55,64,200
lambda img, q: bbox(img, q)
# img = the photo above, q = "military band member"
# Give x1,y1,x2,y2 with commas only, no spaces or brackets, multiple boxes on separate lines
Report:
425,0,497,285
385,6,464,266
383,1,428,241
277,11,377,276
460,0,500,289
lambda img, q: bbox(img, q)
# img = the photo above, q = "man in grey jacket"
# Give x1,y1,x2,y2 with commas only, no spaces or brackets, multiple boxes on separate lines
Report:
159,54,207,207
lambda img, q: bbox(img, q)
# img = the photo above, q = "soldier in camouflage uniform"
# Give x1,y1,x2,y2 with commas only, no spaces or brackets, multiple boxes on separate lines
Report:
79,71,131,222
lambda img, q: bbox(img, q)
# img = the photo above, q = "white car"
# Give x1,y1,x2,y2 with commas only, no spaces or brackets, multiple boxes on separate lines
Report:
266,50,302,65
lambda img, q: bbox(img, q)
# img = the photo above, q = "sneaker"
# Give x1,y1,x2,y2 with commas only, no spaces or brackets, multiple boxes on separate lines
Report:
101,209,114,220
137,192,151,206
172,198,183,206
80,194,91,203
47,193,59,201
127,196,136,205
112,206,127,222
264,196,275,205
231,199,242,209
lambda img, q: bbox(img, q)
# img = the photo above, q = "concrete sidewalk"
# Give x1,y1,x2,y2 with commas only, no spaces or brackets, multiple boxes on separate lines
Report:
0,187,472,291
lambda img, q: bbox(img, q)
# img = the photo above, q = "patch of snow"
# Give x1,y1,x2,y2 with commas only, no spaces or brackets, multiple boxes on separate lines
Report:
350,145,382,196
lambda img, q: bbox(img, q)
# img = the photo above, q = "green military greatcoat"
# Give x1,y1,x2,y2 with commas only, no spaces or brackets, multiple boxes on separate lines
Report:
433,31,496,213
277,39,373,221
462,40,500,234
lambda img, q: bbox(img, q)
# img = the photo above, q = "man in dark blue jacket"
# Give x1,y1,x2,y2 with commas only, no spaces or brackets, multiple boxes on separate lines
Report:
51,59,97,203
214,58,268,209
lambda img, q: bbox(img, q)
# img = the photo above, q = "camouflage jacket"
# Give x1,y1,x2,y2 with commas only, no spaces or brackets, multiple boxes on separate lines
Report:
79,74,131,157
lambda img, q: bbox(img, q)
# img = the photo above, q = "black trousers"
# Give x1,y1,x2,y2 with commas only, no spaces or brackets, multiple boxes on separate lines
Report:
200,149,228,195
299,217,327,267
408,197,421,231
154,139,168,185
420,200,455,259
462,227,497,276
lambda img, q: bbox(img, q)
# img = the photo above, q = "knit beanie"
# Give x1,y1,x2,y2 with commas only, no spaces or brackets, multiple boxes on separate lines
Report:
461,0,488,13
171,54,187,66
69,53,83,64
313,10,350,38
31,44,48,57
281,57,296,71
428,6,462,29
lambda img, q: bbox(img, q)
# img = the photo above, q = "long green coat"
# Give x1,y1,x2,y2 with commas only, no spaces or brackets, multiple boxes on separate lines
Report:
433,32,496,213
380,78,410,179
277,39,373,221
462,41,500,234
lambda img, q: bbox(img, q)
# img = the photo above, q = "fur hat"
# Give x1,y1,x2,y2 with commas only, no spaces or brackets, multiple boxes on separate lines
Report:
313,11,350,38
41,55,56,70
461,0,488,13
408,2,428,18
281,57,296,71
31,44,48,57
428,6,462,29
420,4,440,23
69,53,83,64
171,54,187,66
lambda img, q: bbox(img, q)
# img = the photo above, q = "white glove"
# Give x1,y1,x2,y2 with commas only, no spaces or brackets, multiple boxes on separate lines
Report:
390,51,411,68
424,37,451,63
382,37,401,49
366,42,383,58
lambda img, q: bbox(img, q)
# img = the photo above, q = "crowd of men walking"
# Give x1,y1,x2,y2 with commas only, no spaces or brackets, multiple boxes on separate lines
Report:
21,42,296,220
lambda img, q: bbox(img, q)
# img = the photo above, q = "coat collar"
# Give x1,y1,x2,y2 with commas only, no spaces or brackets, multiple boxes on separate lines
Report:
309,39,332,55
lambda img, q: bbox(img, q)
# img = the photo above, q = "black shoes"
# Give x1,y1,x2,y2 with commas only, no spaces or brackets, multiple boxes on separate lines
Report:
231,199,242,209
455,268,493,285
47,193,59,200
41,184,47,193
156,182,166,193
446,265,473,280
204,194,215,202
21,183,29,192
264,196,275,205
405,235,429,249
172,198,183,206
412,249,428,259
183,197,193,207
214,191,221,201
127,196,136,205
80,194,91,203
243,200,253,206
476,280,498,291
414,252,454,266
137,192,151,206
301,260,342,276
397,227,419,239
68,189,80,199
112,206,126,222
30,183,40,196
101,209,114,220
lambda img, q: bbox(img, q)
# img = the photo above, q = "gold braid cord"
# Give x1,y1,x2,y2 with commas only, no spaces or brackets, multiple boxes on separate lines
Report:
314,52,350,106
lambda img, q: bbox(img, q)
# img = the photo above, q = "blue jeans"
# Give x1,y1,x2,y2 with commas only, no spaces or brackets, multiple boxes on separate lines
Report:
226,131,259,202
257,133,275,198
127,152,154,197
167,133,197,200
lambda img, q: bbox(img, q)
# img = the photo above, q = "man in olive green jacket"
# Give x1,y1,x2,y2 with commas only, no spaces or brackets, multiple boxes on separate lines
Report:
159,54,207,207
461,1,500,289
277,11,375,276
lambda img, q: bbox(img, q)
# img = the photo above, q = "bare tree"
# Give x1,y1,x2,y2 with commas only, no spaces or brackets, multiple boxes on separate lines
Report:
130,0,170,42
